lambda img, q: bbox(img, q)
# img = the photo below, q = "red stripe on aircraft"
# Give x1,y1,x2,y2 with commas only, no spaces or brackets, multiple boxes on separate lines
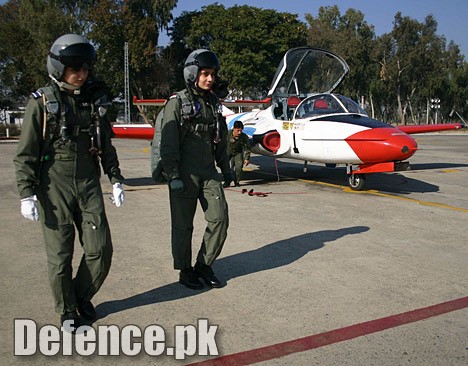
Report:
188,296,468,366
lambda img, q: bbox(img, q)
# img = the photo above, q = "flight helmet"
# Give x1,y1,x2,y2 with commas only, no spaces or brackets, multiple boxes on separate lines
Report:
47,34,96,81
183,49,220,87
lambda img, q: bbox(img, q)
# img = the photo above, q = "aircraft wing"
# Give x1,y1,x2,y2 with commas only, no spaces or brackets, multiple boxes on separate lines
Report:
131,96,271,108
112,124,154,139
112,96,271,140
221,98,271,108
132,97,166,106
396,123,464,134
113,96,271,139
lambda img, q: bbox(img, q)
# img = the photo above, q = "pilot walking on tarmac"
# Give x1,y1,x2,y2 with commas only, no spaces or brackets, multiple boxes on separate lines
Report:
14,34,125,328
156,49,232,289
227,120,251,187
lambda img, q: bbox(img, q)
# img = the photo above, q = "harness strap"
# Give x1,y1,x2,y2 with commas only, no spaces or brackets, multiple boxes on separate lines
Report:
42,94,47,140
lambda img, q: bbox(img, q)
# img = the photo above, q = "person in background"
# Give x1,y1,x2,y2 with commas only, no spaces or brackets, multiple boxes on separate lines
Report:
227,120,251,187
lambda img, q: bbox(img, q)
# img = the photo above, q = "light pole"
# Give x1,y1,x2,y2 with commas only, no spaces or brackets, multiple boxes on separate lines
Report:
430,98,440,124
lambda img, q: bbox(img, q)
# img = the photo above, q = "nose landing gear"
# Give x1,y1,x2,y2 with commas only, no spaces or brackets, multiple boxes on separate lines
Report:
348,173,366,191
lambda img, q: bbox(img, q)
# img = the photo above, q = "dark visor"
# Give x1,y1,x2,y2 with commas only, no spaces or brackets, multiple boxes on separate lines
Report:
50,43,96,68
187,51,220,69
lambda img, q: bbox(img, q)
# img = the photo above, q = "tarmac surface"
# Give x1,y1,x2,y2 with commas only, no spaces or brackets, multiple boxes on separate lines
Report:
0,134,467,365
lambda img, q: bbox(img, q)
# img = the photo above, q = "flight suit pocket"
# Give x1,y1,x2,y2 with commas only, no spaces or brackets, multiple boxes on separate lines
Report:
81,218,108,255
203,180,229,222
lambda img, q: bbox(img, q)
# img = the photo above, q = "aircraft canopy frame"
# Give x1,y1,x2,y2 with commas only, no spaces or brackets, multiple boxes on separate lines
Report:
267,47,349,97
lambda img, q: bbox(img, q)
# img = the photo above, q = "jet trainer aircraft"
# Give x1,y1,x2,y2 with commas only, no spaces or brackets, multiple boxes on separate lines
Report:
113,47,463,190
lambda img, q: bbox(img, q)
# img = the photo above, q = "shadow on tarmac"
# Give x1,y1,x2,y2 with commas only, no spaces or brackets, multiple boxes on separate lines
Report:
116,157,465,192
409,162,468,170
96,226,369,320
245,157,443,194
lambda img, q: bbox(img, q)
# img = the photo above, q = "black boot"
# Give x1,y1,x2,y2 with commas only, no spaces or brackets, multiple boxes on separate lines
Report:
195,262,223,288
60,311,83,332
179,267,203,289
77,298,97,320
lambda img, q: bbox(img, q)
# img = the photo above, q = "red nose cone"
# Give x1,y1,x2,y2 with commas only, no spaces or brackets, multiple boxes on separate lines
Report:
345,127,418,163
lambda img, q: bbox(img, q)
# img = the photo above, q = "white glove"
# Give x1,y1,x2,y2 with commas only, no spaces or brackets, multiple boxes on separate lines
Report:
111,182,125,207
20,195,39,221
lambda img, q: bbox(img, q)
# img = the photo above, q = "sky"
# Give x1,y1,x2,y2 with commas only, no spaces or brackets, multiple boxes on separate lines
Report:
160,0,468,57
0,0,466,57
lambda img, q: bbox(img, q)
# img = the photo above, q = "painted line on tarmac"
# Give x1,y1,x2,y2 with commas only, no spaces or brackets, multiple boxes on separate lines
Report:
249,169,468,213
115,147,151,153
188,296,468,366
301,179,468,213
344,189,468,213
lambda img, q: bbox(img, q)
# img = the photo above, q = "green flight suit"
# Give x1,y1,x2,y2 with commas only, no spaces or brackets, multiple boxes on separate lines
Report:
159,89,230,270
14,83,124,315
227,130,251,185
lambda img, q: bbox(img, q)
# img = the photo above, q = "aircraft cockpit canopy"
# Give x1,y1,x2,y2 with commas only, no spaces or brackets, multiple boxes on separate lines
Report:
268,47,349,97
268,47,352,121
294,94,367,119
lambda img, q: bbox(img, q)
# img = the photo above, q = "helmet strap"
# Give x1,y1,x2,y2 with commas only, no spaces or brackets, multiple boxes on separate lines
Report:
49,75,81,93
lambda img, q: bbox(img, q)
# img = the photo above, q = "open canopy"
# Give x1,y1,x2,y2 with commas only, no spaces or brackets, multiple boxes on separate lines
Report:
267,47,349,97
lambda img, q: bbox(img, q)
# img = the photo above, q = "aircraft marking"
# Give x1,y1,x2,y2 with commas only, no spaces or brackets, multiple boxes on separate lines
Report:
227,113,249,129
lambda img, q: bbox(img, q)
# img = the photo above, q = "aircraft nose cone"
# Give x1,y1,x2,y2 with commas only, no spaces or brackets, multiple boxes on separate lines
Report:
346,127,418,163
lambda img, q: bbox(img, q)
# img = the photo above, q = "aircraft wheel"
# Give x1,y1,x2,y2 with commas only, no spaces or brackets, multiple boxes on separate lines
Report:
348,174,366,191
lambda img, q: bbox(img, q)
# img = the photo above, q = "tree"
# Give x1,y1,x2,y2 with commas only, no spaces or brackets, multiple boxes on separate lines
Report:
84,0,177,101
305,6,377,103
169,4,307,98
1,0,466,125
163,11,201,91
0,0,78,100
0,0,176,112
305,6,467,124
368,33,395,120
440,42,468,121
378,13,453,123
